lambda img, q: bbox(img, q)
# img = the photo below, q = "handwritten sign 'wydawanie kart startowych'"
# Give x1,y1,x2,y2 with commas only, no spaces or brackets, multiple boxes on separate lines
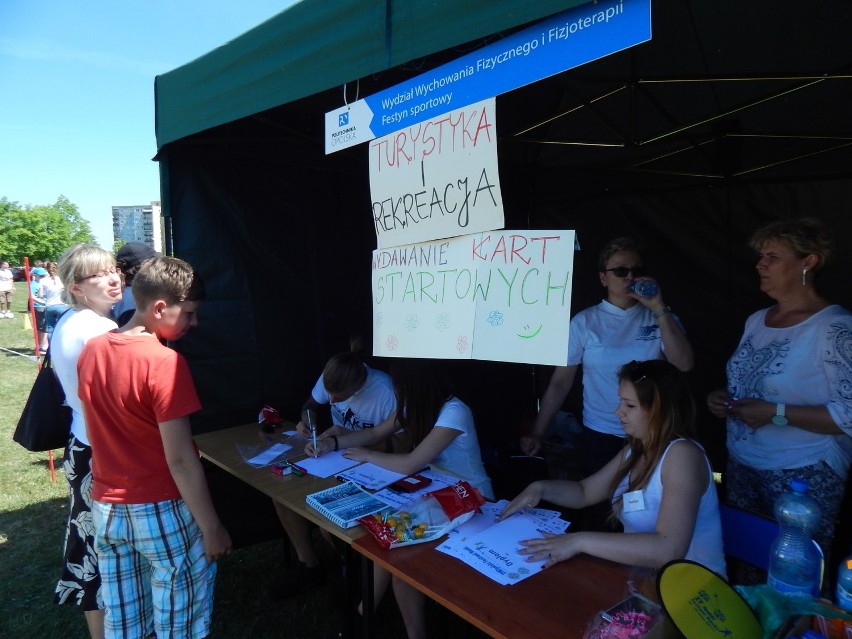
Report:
372,230,575,365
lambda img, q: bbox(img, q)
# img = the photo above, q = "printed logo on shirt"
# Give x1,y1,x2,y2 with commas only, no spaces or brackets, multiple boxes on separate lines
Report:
636,324,661,341
336,406,375,431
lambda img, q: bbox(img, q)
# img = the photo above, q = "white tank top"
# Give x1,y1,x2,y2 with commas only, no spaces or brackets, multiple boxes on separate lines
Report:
614,439,727,577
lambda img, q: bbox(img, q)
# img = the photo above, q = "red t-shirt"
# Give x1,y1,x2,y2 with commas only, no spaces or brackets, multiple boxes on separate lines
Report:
78,331,202,503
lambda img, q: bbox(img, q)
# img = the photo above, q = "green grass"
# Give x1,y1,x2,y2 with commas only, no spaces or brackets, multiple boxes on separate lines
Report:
0,292,486,639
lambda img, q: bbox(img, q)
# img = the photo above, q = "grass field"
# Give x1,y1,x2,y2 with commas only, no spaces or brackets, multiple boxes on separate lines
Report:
0,290,486,639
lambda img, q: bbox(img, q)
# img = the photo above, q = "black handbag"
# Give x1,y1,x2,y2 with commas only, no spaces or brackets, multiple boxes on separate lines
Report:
12,348,72,452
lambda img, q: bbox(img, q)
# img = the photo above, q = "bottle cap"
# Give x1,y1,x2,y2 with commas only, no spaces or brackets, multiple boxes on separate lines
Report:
790,477,808,493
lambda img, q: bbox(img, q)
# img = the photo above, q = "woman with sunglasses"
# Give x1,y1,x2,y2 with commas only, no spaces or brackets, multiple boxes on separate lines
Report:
707,218,852,552
521,237,694,529
521,237,693,529
51,244,123,639
504,360,725,576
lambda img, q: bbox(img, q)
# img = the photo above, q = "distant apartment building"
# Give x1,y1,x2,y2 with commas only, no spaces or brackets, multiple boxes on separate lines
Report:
111,201,163,252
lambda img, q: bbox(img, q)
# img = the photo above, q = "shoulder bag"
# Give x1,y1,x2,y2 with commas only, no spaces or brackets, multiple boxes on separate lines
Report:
12,348,72,452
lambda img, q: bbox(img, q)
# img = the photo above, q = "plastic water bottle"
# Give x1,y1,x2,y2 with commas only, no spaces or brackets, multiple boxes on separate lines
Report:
628,279,658,297
837,549,852,612
766,478,822,598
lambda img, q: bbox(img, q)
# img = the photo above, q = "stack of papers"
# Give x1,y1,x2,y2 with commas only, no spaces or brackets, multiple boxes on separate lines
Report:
336,462,405,490
437,502,570,585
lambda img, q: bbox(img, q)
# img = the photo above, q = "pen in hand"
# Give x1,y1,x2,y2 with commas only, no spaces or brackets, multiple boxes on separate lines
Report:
307,411,317,457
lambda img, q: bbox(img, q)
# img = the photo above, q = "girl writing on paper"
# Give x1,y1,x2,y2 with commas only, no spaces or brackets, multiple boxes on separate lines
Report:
307,358,494,639
502,359,726,577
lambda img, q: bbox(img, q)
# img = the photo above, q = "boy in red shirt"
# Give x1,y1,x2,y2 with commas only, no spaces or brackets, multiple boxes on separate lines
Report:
78,256,231,639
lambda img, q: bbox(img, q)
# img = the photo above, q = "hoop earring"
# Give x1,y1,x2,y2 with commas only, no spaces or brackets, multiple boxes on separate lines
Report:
802,268,808,286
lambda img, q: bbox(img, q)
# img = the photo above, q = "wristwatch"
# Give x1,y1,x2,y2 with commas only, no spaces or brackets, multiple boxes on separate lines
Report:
771,403,788,426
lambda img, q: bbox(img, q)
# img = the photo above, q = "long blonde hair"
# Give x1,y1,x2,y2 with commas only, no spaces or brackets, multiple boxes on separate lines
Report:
610,360,696,516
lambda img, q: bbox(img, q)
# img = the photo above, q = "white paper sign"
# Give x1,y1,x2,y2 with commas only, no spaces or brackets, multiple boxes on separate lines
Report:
369,98,504,249
372,229,575,365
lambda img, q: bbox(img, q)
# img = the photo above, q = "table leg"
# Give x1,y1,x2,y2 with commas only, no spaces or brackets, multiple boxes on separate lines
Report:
360,554,374,639
342,546,356,639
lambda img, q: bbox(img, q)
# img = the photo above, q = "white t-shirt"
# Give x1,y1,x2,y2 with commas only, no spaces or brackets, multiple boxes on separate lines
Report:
568,300,676,436
615,440,727,577
311,365,396,431
40,275,65,306
726,305,852,479
52,308,118,445
429,397,494,500
0,268,13,292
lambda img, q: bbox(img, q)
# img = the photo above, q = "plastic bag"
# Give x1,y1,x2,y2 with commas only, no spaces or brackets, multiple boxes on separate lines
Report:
359,481,485,549
583,593,663,639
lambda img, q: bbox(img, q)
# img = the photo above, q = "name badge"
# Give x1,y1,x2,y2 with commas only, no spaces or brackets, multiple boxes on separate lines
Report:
623,489,646,513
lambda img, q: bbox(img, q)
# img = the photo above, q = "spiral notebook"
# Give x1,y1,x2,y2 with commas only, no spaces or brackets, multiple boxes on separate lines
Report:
305,481,389,528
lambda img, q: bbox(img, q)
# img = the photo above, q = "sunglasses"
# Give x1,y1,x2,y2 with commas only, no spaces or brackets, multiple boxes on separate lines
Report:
603,266,647,278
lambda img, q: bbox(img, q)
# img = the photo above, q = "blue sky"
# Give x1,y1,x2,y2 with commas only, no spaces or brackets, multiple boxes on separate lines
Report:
0,0,297,247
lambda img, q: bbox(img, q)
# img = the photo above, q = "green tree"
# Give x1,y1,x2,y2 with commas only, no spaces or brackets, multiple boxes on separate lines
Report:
0,195,96,263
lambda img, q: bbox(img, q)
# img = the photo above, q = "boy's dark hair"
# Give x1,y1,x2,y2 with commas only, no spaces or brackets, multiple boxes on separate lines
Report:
322,352,368,395
132,256,206,310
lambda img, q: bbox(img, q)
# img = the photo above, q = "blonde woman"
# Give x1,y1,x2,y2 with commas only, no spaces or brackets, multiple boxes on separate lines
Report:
52,244,122,639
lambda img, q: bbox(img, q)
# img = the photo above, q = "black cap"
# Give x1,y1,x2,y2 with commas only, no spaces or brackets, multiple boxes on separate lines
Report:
116,242,159,268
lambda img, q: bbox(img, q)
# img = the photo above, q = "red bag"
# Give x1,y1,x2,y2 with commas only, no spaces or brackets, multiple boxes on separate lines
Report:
360,481,485,549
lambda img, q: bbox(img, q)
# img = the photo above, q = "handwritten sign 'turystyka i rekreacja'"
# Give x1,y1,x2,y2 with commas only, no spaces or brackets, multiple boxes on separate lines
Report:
369,98,505,250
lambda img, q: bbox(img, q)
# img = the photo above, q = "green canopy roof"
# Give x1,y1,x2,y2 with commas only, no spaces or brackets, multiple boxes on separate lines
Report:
154,0,589,149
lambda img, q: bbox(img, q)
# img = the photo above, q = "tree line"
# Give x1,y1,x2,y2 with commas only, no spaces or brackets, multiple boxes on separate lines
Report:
0,196,96,264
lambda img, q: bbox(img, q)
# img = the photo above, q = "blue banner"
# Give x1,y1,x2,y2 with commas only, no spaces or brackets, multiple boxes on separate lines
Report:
326,0,651,153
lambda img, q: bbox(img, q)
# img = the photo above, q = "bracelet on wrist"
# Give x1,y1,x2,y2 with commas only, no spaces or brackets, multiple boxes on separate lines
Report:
653,305,672,320
331,435,339,451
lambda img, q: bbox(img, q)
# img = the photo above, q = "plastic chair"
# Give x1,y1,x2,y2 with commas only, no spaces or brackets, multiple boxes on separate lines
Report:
719,502,824,588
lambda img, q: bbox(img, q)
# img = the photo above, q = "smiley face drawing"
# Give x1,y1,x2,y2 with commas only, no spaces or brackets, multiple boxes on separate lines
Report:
516,324,543,339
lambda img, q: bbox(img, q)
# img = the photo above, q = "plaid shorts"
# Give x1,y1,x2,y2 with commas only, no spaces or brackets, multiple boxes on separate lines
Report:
93,499,217,639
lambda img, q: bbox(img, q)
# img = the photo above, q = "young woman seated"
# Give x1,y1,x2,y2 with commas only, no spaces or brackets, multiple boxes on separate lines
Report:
501,359,726,577
307,358,493,639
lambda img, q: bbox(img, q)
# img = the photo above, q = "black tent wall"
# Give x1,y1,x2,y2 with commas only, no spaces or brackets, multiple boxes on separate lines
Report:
157,0,852,552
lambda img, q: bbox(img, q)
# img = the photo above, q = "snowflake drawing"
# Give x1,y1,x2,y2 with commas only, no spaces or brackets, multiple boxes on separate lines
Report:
405,314,418,331
487,310,504,326
386,335,399,351
456,335,469,353
435,313,450,332
375,312,384,328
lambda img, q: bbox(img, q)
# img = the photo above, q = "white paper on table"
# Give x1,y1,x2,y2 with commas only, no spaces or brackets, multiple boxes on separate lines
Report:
297,450,361,478
243,442,293,467
529,507,561,519
450,514,554,585
437,500,509,559
529,514,570,535
336,462,406,490
372,467,459,508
